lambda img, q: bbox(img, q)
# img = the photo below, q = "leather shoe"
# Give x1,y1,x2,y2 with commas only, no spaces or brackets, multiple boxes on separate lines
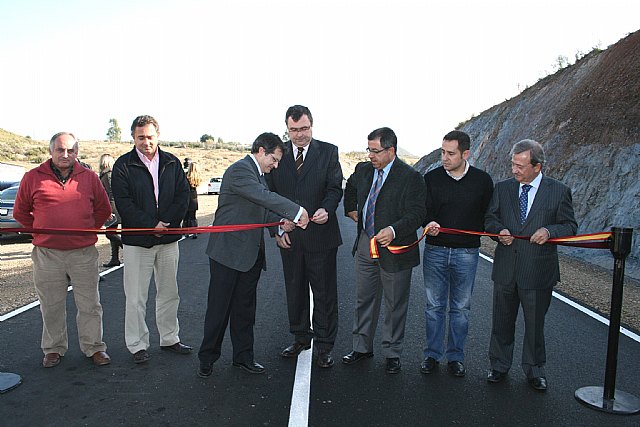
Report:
317,352,334,368
161,342,193,354
528,376,548,392
198,362,213,378
342,351,374,365
43,353,61,368
487,369,507,383
281,342,311,358
133,349,150,364
233,361,265,374
420,357,438,374
91,351,111,366
448,361,466,377
386,358,401,374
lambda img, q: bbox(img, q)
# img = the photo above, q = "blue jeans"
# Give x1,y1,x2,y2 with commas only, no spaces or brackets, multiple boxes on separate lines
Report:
423,244,479,362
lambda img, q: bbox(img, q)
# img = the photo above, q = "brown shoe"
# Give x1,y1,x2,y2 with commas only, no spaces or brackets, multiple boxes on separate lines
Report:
91,351,111,366
43,353,61,368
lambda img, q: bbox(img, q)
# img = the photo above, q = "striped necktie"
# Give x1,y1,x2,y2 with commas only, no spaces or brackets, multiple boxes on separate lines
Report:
295,147,304,175
364,169,384,238
519,184,532,224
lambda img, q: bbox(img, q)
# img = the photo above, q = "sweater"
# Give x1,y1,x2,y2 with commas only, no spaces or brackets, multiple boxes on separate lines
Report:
424,165,493,248
14,160,112,250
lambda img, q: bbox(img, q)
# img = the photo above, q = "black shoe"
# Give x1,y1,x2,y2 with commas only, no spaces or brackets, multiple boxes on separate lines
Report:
198,362,213,378
420,357,438,374
281,342,311,358
233,361,265,374
133,349,150,364
161,342,193,354
487,369,507,383
342,351,374,365
317,352,334,368
386,358,401,374
448,361,466,377
103,259,121,267
528,376,547,392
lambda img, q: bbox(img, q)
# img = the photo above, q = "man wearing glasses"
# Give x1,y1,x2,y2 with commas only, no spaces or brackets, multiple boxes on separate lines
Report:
342,127,426,374
267,105,343,368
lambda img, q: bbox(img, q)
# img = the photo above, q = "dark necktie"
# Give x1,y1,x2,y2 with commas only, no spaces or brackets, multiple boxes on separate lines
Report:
295,147,304,175
364,170,384,238
519,184,532,224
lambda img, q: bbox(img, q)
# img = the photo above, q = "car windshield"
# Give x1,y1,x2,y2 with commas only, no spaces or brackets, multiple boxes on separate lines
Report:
0,187,18,202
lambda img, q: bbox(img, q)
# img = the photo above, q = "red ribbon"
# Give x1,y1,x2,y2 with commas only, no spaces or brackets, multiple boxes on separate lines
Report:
0,222,283,236
369,227,612,258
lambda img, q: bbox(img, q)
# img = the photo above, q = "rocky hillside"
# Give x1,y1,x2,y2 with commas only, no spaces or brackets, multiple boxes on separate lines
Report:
416,30,640,278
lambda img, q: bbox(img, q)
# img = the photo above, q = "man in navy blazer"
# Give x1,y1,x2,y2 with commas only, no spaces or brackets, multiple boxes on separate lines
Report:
197,133,309,378
484,139,577,392
267,105,343,368
342,127,426,374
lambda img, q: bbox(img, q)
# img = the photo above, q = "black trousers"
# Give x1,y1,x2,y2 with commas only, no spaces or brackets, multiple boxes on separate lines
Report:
198,251,264,365
279,247,338,352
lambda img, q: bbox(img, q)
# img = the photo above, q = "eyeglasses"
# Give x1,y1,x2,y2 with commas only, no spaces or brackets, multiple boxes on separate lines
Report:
366,147,389,154
268,154,281,164
288,126,311,134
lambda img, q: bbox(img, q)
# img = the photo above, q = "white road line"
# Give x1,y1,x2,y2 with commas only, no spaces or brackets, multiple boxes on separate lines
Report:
479,252,640,343
288,287,314,427
0,266,122,322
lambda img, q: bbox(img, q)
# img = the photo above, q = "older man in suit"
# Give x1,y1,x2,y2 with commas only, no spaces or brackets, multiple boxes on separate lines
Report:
485,139,577,392
267,105,343,368
197,132,309,378
342,127,426,374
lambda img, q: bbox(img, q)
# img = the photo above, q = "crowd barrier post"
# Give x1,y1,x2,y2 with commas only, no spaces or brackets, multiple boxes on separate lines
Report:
575,227,639,415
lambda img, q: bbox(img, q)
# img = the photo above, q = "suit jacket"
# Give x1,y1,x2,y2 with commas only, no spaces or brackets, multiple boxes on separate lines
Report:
206,155,301,272
485,175,578,290
344,158,426,273
267,139,343,252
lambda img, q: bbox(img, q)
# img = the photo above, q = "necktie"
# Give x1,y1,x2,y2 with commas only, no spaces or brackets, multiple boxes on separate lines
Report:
295,147,304,174
519,184,532,224
365,170,384,238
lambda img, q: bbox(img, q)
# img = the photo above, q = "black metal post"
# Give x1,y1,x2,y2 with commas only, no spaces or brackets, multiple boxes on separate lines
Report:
575,227,640,414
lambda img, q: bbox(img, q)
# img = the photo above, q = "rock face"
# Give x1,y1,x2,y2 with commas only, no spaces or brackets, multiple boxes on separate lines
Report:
415,30,640,279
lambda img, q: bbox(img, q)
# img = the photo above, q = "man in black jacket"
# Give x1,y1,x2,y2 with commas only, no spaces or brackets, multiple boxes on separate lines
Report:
342,127,426,374
267,105,343,368
111,115,191,364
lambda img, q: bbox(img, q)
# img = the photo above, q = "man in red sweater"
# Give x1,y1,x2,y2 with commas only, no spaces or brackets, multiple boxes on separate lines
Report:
14,132,113,368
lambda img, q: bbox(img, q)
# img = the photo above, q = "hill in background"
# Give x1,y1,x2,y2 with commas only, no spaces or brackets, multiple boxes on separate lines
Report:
415,30,640,278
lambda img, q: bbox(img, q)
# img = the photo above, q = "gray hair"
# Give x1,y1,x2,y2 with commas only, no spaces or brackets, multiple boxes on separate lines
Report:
510,139,545,167
49,132,79,153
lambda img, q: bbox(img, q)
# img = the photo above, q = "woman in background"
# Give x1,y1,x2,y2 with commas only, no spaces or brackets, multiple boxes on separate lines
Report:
183,162,202,238
99,154,122,266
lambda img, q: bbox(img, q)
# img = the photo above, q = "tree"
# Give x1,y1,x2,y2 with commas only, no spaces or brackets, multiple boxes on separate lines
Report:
106,118,121,142
200,134,214,143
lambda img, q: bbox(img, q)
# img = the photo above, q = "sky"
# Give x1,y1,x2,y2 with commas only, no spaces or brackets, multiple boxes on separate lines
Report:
0,0,638,157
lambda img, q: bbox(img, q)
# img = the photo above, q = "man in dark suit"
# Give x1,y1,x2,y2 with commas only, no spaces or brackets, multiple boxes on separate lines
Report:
342,127,426,374
484,139,577,392
197,133,309,378
267,105,343,368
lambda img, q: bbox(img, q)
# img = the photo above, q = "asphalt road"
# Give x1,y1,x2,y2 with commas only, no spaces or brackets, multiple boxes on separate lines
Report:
1,208,639,426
